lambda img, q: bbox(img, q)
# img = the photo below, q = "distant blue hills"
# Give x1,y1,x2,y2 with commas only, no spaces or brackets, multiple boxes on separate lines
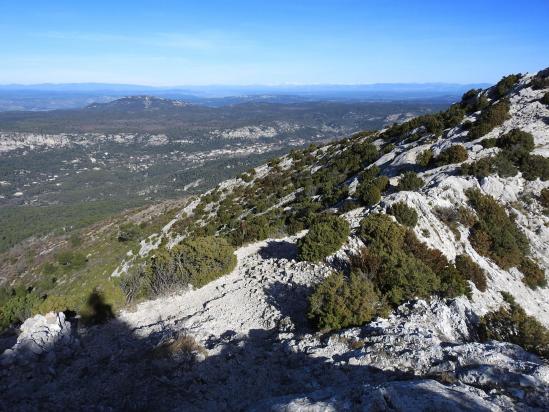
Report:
0,82,490,111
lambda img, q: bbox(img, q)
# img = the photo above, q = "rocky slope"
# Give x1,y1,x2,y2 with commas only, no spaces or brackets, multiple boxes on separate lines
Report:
1,70,548,411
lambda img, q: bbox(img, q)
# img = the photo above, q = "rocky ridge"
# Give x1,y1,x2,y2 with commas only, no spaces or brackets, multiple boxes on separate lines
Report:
1,71,549,410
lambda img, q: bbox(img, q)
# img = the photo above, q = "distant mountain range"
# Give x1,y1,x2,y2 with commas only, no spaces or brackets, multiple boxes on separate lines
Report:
0,82,490,111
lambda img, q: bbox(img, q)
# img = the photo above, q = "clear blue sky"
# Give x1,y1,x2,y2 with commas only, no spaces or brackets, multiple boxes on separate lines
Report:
0,0,547,85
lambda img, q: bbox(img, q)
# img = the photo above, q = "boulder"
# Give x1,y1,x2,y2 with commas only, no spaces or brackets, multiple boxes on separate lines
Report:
0,312,77,366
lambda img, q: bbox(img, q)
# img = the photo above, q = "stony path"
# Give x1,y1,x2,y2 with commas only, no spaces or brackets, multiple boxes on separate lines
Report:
119,234,329,345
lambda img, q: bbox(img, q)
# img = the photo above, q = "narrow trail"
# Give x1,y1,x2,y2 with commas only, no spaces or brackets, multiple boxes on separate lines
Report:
118,233,329,344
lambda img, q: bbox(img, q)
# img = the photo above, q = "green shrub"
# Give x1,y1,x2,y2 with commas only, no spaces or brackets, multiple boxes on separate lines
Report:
494,74,520,99
339,199,360,213
496,129,534,162
479,293,549,358
396,172,424,191
464,130,547,181
298,215,350,262
466,188,529,269
401,231,470,298
460,157,493,178
308,213,475,331
434,145,468,166
69,233,82,247
359,184,381,206
542,91,549,105
455,254,488,292
467,99,510,140
530,69,549,90
387,202,418,227
0,288,41,329
285,199,322,235
441,104,466,128
357,214,469,304
145,236,236,295
519,257,547,289
308,272,382,331
56,251,87,271
34,295,73,315
492,152,519,177
416,149,433,167
361,165,381,181
117,222,143,242
461,154,520,180
355,248,440,305
356,167,388,206
373,175,389,192
240,172,253,183
519,155,549,181
540,188,549,209
434,206,476,239
480,138,497,148
358,213,406,251
460,89,489,113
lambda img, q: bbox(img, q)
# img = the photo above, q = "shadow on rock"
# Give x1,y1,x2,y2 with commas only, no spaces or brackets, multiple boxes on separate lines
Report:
263,281,313,333
258,240,298,260
0,301,534,411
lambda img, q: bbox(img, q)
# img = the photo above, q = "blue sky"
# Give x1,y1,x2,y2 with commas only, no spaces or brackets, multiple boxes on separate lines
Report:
0,0,547,85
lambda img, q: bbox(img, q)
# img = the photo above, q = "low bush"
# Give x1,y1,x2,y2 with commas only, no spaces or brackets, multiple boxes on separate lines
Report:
358,213,406,251
460,157,493,179
144,236,236,296
540,188,549,209
356,166,388,206
152,334,207,360
455,254,488,292
56,251,87,272
460,89,489,113
530,68,549,90
492,152,519,177
434,145,468,165
519,155,549,181
466,188,529,269
285,199,322,235
35,295,73,314
401,231,470,299
461,154,518,179
519,257,547,289
357,214,469,305
478,293,549,358
396,172,424,191
387,202,418,227
240,172,253,183
480,138,497,148
354,246,441,305
307,212,477,332
493,74,520,99
307,272,383,331
416,148,433,167
434,206,476,229
359,185,381,206
117,222,143,242
298,215,350,262
0,288,41,329
467,99,510,140
542,91,549,105
496,129,534,163
463,130,548,181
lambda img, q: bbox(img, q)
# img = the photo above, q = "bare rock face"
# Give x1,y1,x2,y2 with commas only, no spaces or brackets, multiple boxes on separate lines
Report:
1,312,77,367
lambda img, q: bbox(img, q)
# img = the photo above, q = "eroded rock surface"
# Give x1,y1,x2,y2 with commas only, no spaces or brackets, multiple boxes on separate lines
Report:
1,237,547,411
